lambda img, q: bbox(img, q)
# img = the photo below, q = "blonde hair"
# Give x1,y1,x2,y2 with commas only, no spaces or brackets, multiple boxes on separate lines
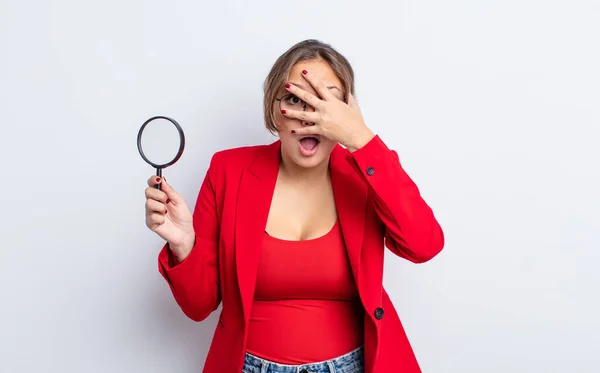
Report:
263,39,355,134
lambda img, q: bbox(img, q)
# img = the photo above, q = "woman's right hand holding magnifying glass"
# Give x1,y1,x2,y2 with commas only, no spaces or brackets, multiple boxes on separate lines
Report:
145,176,195,263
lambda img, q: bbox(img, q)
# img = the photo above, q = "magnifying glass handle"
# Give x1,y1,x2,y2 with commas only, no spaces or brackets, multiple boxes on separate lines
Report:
155,168,162,191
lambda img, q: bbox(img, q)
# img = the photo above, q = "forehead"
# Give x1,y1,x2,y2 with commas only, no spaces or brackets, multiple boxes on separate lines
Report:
288,59,343,89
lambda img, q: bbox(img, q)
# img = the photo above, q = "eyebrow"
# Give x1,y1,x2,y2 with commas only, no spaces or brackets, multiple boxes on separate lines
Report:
288,82,342,91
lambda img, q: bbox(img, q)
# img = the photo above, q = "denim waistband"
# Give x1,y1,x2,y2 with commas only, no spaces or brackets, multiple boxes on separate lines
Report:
243,345,364,373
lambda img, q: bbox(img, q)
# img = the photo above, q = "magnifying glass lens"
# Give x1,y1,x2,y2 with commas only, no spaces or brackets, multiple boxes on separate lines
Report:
137,116,185,191
139,118,181,166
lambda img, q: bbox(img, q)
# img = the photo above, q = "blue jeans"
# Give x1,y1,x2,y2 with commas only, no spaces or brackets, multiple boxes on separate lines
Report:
241,346,364,373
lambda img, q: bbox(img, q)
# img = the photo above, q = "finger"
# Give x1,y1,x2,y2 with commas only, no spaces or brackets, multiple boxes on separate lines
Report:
146,198,167,214
292,126,323,137
145,186,168,204
147,213,165,228
285,83,322,109
147,175,162,187
160,178,183,204
282,109,320,123
300,69,336,101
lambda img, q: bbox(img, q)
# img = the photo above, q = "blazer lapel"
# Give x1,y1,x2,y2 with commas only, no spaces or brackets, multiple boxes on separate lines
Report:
329,145,368,304
234,140,281,323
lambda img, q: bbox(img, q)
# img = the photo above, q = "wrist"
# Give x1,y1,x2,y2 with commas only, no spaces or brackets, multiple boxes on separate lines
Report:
347,128,375,153
169,233,196,263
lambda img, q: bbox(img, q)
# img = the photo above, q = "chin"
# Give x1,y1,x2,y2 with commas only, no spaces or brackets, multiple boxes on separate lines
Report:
293,154,327,169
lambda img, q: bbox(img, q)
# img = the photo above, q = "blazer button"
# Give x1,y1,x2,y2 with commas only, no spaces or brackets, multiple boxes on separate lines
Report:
366,166,375,176
374,307,384,320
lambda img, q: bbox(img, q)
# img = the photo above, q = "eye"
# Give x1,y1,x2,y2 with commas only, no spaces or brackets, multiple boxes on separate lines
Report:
285,95,302,105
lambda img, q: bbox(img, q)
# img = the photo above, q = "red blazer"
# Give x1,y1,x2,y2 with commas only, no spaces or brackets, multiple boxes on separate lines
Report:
158,135,444,373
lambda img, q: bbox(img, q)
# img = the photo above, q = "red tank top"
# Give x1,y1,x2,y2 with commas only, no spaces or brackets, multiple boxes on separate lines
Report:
245,220,365,364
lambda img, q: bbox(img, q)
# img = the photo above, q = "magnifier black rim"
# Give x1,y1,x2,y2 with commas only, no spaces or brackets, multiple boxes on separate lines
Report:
137,115,185,169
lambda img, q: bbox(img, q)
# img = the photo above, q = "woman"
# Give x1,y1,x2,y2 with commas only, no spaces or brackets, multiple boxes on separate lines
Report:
144,39,444,373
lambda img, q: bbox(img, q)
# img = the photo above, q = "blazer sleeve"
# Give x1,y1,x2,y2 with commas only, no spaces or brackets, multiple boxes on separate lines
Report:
157,154,221,322
347,135,445,263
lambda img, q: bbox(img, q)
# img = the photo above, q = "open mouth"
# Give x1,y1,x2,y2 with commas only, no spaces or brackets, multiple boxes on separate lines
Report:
298,136,320,156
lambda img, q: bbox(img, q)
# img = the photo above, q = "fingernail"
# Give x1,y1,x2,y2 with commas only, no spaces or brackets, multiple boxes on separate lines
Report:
302,70,307,75
291,130,296,134
156,177,161,183
285,83,290,89
281,109,286,114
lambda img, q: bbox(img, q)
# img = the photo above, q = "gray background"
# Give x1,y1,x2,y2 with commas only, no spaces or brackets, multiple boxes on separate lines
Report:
1,0,599,372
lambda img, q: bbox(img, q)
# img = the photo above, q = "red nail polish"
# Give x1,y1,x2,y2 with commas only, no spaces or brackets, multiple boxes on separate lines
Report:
281,109,286,114
291,130,296,134
285,83,291,88
302,70,307,75
156,177,161,182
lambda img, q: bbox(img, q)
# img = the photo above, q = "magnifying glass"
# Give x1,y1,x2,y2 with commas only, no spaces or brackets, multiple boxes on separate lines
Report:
137,116,185,190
